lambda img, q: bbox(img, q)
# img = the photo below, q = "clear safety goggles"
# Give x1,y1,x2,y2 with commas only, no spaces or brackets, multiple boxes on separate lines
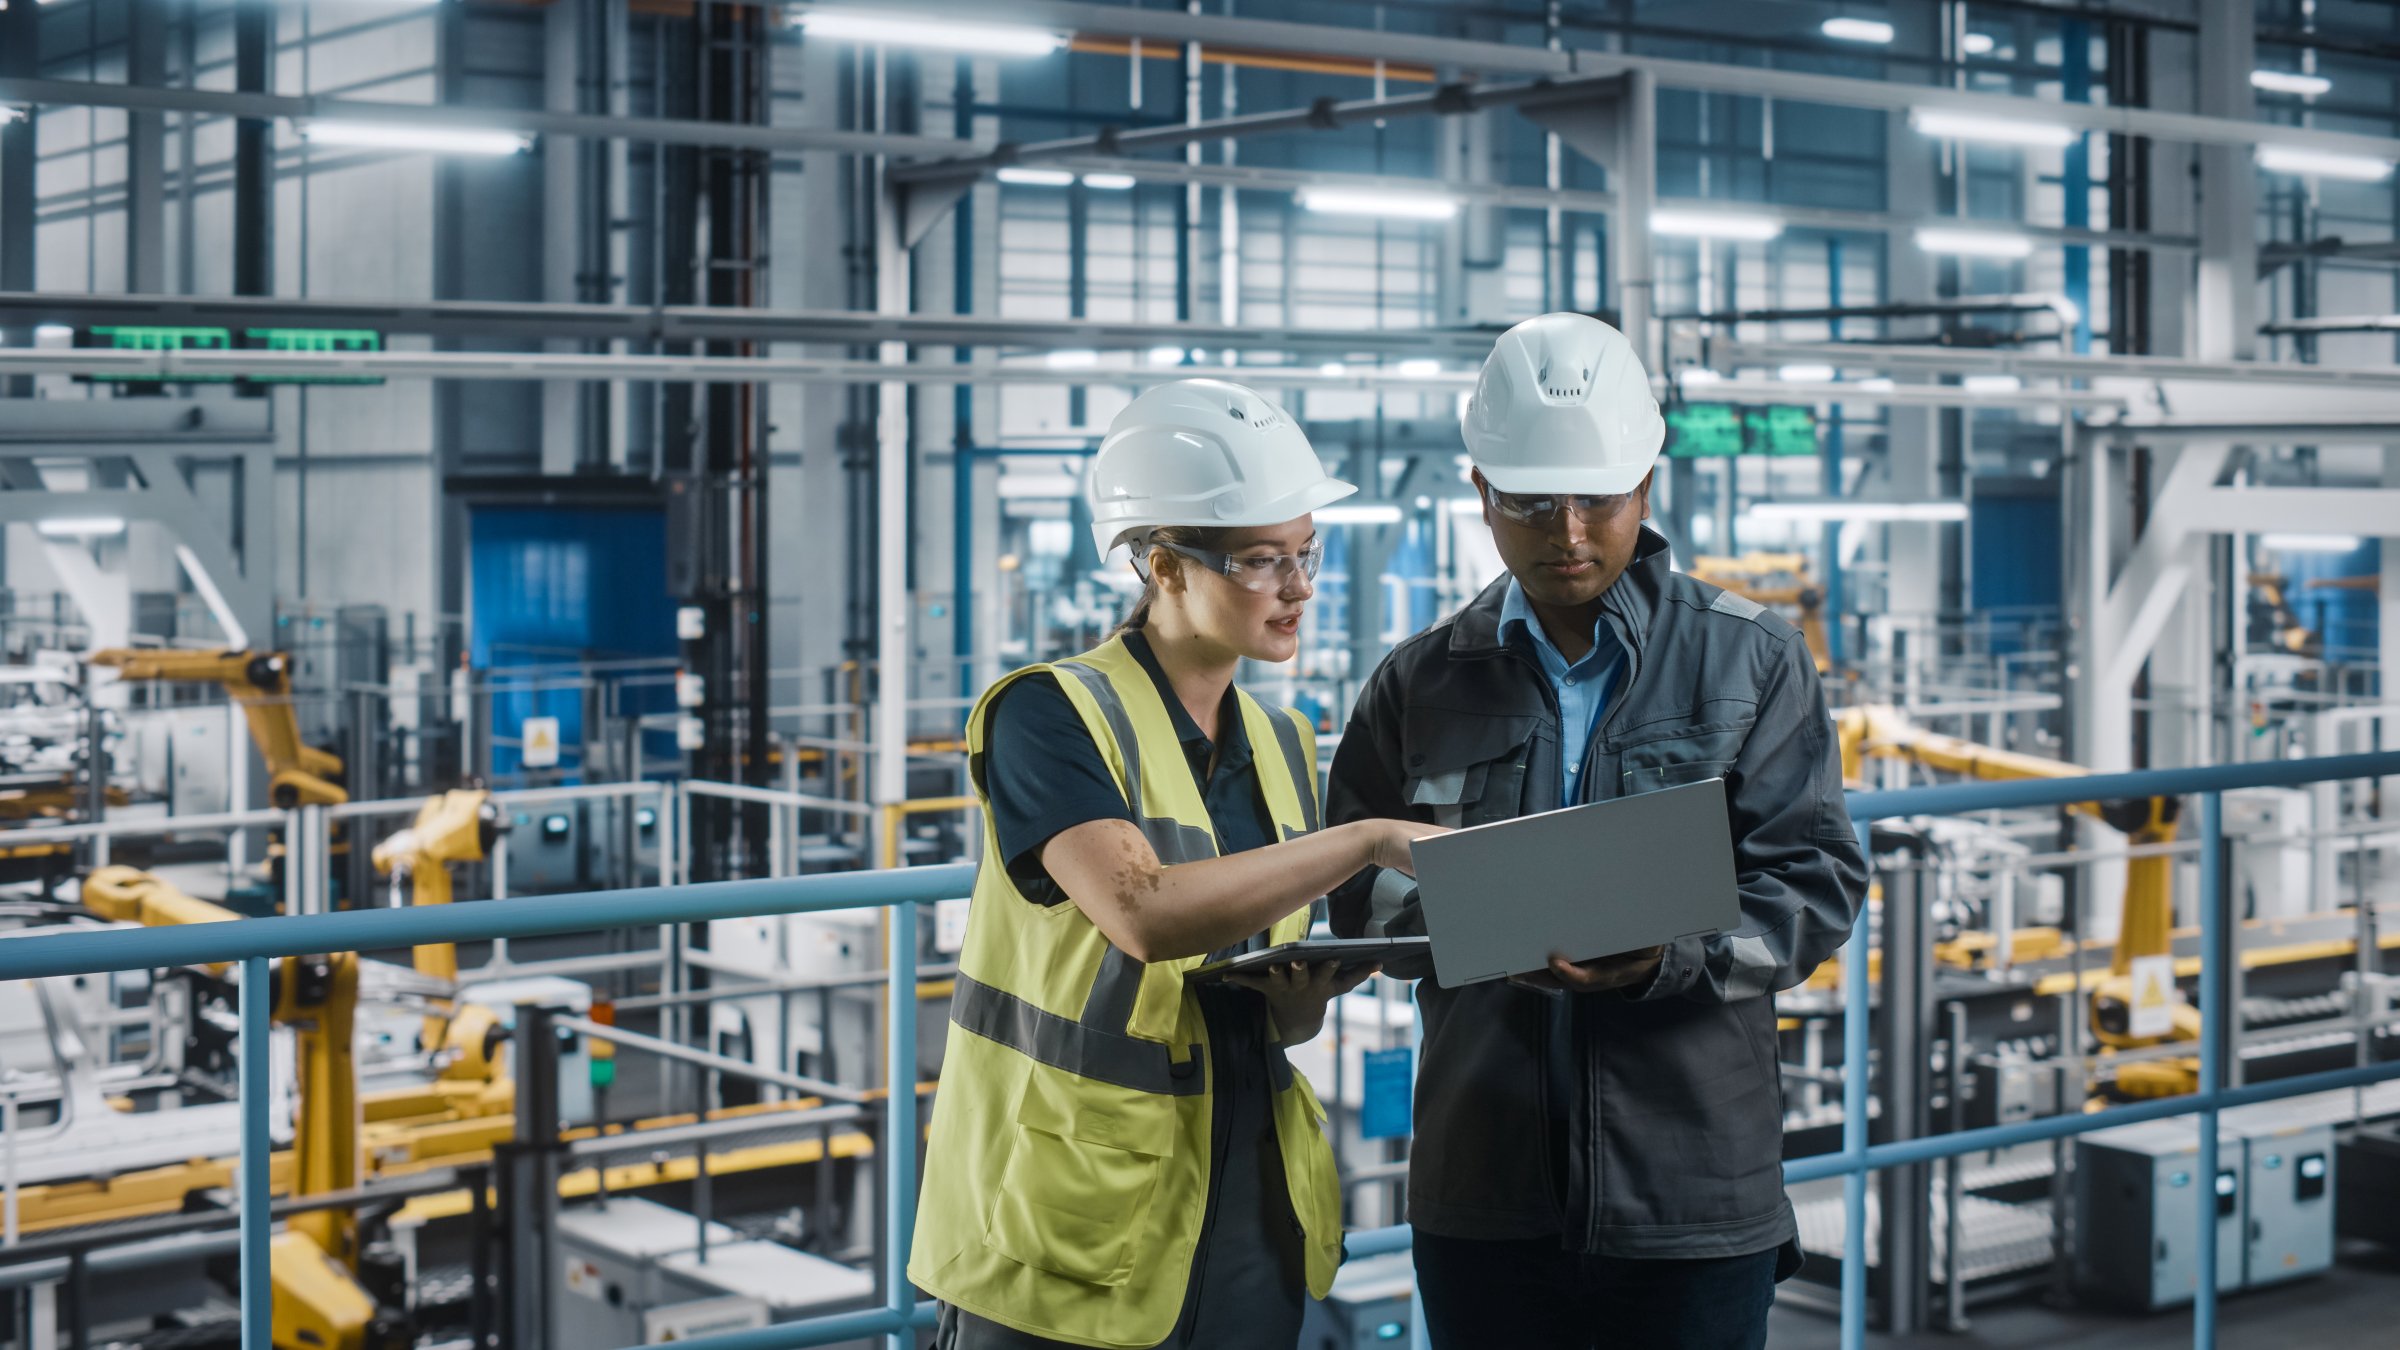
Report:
1482,486,1639,528
1150,539,1325,595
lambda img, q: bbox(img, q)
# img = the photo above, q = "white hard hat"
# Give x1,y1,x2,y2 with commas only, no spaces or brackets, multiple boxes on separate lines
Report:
1087,378,1356,560
1461,312,1665,495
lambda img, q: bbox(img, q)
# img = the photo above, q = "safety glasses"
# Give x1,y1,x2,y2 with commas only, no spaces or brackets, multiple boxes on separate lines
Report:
1153,539,1325,595
1482,486,1639,528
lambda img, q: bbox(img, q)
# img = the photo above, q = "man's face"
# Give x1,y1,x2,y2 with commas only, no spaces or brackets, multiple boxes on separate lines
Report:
1474,468,1654,611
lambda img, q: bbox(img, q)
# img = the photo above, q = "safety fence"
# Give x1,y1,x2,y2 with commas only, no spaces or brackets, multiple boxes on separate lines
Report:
0,752,2394,1350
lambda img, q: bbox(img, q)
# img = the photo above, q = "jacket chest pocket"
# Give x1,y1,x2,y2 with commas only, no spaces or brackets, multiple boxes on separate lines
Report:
1403,708,1538,828
1619,723,1749,796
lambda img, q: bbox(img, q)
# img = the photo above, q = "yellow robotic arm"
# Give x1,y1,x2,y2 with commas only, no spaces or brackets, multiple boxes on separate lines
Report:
1836,707,2197,1095
372,790,505,1046
1689,553,1832,672
79,867,397,1349
88,649,346,809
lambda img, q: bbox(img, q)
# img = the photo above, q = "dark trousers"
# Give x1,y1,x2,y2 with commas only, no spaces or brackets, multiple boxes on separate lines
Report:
1413,1231,1785,1350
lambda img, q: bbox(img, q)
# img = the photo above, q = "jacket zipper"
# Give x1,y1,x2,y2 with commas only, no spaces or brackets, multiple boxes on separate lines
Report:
1581,607,1643,1251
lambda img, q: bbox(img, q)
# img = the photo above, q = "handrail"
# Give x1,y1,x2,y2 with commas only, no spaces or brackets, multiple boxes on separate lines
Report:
0,865,977,982
1,750,2396,1350
1846,749,2400,817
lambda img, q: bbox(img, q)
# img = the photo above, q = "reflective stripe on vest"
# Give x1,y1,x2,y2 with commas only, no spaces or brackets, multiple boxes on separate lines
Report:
944,640,1315,1086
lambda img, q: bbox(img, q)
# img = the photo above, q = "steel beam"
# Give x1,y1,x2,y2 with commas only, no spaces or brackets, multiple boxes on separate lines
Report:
839,1,2400,162
888,69,1640,185
0,75,959,160
1706,337,2400,392
2176,486,2400,536
0,289,1502,357
0,346,2139,410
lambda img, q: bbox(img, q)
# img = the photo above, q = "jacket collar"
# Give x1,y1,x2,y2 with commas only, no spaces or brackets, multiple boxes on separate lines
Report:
1450,526,1673,661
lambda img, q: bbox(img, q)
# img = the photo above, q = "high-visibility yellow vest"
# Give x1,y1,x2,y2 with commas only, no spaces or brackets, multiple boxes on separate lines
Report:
909,636,1342,1349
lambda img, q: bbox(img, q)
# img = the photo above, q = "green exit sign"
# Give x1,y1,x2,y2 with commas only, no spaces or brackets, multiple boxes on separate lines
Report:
243,328,383,384
1667,403,1819,458
75,326,384,386
1666,404,1745,458
1749,405,1819,457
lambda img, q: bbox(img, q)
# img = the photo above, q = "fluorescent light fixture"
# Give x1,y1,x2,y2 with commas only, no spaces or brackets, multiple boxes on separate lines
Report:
36,516,128,539
1651,209,1784,241
1297,187,1460,220
793,9,1065,57
1856,377,1896,392
1778,364,1837,383
298,121,532,156
1749,500,1970,524
995,473,1083,499
1319,362,1347,377
1145,346,1186,366
1963,374,2023,393
1915,226,2036,258
2255,144,2394,182
1044,349,1099,369
1395,359,1442,378
1080,172,1137,190
1961,33,1996,56
1911,108,2078,149
2250,70,2332,98
1314,504,1405,525
33,324,73,344
2258,532,2362,553
1445,497,1486,516
1677,368,1725,387
1821,18,1895,44
995,166,1075,187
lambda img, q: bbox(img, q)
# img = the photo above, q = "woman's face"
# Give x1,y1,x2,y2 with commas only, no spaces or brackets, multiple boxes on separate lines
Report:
1156,515,1320,665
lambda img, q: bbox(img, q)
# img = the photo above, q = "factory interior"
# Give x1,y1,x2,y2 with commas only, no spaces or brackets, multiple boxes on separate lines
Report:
2,0,2400,1347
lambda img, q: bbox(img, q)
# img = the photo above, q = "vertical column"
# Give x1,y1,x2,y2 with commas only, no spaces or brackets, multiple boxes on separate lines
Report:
2192,0,2258,365
541,0,587,474
239,957,272,1350
2,0,39,400
505,1003,562,1350
1882,7,1943,627
872,65,912,828
885,897,920,1348
232,4,274,300
2383,451,2400,809
127,5,170,295
2194,792,2227,1348
1609,70,1656,362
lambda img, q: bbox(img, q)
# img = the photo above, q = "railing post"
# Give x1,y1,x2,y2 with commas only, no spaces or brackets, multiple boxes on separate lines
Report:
2194,791,2225,1350
1841,817,1873,1350
885,900,919,1350
239,955,271,1350
503,1003,562,1350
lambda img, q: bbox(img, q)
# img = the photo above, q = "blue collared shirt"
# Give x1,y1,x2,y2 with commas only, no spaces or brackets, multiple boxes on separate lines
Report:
1499,578,1626,805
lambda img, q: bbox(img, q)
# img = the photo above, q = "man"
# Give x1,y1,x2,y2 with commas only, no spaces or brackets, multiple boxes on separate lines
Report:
1326,312,1868,1350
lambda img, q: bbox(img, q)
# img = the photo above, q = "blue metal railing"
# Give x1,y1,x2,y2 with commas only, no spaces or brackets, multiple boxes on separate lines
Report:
0,752,2395,1349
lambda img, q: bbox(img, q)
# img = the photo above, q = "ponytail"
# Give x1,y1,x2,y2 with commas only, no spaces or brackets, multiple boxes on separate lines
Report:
1106,524,1226,637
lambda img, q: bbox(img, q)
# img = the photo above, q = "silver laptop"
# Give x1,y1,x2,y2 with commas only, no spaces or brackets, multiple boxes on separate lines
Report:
1408,777,1741,987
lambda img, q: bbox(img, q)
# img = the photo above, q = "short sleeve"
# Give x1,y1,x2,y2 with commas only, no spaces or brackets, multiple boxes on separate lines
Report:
981,674,1136,905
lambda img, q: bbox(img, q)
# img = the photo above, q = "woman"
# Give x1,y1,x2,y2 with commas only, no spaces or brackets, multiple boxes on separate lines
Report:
911,379,1437,1349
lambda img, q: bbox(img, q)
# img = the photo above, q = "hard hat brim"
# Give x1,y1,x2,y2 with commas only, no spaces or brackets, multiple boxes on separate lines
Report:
1475,457,1656,497
1093,475,1358,560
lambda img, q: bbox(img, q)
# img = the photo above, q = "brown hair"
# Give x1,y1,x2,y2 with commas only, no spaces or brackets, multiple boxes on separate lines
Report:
1109,524,1232,636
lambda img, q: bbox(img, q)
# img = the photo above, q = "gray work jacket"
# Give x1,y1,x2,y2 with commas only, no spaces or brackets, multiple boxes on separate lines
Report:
1326,527,1868,1258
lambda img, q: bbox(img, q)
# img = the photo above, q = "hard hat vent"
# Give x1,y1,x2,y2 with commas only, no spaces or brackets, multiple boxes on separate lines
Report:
1225,398,1276,429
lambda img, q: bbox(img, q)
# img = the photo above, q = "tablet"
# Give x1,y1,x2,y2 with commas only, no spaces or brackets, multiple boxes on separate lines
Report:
1184,937,1430,984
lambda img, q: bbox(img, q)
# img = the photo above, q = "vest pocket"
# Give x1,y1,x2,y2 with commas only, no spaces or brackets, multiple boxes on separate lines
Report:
985,1066,1177,1287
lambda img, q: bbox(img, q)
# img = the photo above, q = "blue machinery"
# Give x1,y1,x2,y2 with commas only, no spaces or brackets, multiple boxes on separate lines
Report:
3,752,2398,1350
